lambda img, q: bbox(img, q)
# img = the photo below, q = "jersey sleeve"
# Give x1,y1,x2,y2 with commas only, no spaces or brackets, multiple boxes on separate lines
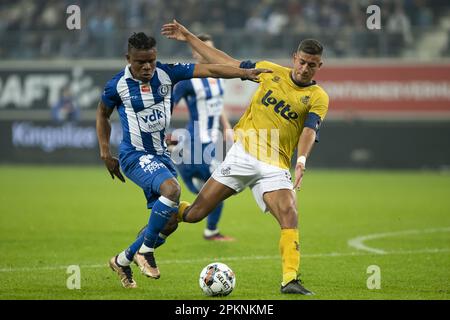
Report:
240,60,278,70
101,79,121,109
309,90,329,121
158,62,195,84
172,80,193,105
240,60,277,83
304,90,329,142
239,60,257,69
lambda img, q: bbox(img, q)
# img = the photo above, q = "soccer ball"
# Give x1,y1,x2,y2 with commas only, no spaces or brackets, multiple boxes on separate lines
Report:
199,262,236,296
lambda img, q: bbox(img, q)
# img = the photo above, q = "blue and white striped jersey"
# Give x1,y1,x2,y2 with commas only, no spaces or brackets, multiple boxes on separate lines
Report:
173,78,225,144
102,62,195,157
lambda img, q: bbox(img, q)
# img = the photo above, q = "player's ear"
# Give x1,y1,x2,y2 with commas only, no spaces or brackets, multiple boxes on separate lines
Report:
318,61,323,69
126,53,131,63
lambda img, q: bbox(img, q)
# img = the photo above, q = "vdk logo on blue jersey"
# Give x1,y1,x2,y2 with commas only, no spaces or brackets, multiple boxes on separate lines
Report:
261,90,299,120
141,109,164,123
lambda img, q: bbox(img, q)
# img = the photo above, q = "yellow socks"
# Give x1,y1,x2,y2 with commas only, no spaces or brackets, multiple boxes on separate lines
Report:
177,201,191,222
280,228,300,286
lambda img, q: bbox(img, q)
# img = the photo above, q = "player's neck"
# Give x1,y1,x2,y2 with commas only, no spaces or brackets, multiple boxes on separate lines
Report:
290,72,315,88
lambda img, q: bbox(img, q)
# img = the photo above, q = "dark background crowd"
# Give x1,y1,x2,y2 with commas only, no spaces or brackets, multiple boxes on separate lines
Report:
1,0,449,59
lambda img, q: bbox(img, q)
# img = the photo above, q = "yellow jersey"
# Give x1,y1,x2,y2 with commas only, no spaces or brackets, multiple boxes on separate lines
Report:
234,60,329,169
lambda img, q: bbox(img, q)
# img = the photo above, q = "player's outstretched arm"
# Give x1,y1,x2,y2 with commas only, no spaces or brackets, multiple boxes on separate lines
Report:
294,127,316,190
220,112,234,142
193,64,271,81
96,101,125,183
161,19,241,67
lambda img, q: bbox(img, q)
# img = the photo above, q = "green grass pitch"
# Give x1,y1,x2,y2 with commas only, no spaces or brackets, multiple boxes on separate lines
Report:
0,165,449,300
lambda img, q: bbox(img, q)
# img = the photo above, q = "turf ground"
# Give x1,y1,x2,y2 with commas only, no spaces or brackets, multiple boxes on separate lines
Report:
0,165,449,300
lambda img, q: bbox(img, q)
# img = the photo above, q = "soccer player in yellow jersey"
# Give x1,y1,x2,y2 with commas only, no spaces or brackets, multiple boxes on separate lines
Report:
162,20,329,295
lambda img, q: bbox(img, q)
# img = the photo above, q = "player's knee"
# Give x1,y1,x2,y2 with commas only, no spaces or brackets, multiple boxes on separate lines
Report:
278,206,298,228
160,179,181,202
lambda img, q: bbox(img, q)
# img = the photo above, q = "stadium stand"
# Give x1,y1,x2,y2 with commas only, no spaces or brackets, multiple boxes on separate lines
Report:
0,0,449,59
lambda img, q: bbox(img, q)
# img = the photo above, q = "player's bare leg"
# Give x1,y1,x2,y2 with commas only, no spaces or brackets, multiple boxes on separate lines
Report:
178,177,236,223
263,189,313,295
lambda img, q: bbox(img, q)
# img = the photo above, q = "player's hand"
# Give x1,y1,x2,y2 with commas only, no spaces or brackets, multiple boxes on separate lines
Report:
244,68,273,81
165,133,179,146
102,156,126,183
161,19,191,41
294,162,305,191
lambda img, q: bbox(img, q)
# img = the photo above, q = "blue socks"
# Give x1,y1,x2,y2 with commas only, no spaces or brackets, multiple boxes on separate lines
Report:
139,196,178,253
125,231,166,261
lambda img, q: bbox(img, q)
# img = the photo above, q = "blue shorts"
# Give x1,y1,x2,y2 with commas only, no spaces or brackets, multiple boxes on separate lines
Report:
176,142,216,194
120,151,178,209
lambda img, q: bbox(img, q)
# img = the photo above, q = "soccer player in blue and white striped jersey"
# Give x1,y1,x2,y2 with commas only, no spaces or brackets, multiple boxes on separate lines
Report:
172,34,235,242
96,32,271,288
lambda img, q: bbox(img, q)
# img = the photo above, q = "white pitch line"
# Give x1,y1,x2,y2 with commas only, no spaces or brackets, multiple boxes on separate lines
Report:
1,248,449,273
347,227,450,254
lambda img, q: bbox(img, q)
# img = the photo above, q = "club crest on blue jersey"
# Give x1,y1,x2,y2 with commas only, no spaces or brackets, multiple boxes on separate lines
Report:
158,84,170,97
102,62,195,156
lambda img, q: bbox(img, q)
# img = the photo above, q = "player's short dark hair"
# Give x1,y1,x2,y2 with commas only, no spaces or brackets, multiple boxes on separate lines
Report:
297,39,323,56
128,32,156,51
196,33,213,42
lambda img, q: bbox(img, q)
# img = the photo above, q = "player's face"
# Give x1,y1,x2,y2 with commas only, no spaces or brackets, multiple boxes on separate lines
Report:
126,48,157,82
292,51,322,84
192,40,214,64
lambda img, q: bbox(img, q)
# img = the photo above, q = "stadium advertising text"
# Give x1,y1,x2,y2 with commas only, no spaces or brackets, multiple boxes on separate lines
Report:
0,68,102,110
1,65,449,119
12,121,121,152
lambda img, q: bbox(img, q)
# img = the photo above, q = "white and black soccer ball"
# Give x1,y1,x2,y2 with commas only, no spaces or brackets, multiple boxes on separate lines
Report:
199,262,236,296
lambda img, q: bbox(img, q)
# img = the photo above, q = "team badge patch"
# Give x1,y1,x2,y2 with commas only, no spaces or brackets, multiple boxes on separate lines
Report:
301,96,310,106
271,76,281,83
157,84,170,97
221,166,231,176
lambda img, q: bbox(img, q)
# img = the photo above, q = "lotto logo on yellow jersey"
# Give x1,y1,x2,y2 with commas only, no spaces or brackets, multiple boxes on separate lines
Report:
261,90,298,120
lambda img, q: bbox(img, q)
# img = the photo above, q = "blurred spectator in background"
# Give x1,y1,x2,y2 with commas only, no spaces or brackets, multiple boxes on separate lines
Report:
51,85,80,123
0,0,448,59
387,1,413,47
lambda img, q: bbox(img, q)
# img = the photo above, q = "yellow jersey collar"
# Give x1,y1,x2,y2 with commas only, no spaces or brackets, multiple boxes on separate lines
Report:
289,71,316,88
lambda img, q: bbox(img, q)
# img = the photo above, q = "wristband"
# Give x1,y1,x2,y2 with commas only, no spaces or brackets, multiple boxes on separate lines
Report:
297,155,306,166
